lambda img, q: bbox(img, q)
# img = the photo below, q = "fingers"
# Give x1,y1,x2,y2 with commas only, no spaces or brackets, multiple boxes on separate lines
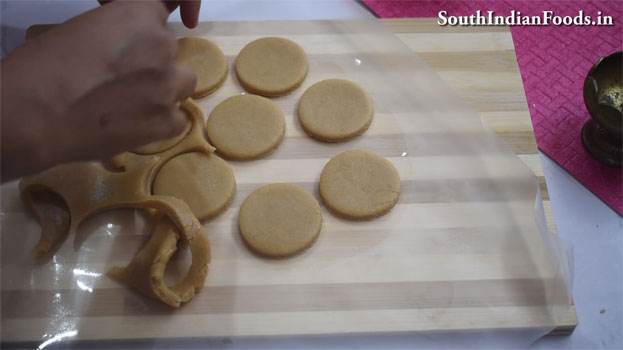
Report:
163,0,181,13
172,65,197,102
114,0,169,25
165,109,189,138
110,30,178,76
135,107,187,143
64,71,192,159
25,0,200,167
179,0,201,28
144,0,171,25
101,0,199,28
99,0,200,29
125,67,195,106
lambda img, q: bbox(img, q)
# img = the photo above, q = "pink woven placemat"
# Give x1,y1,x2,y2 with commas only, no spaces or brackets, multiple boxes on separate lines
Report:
363,0,622,215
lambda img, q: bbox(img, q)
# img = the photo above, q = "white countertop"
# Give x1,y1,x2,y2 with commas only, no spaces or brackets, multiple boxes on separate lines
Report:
1,1,621,348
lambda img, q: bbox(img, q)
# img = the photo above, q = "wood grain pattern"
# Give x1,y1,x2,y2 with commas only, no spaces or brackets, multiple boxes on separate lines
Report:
381,18,576,332
1,19,575,345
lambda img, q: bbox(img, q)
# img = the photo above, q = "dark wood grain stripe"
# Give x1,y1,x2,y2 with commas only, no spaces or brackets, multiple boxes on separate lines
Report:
230,178,537,207
1,225,530,265
219,51,519,73
0,172,543,217
451,92,529,112
241,132,538,159
1,279,550,319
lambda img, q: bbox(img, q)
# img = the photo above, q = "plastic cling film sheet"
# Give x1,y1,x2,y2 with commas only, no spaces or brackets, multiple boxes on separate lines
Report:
1,16,572,350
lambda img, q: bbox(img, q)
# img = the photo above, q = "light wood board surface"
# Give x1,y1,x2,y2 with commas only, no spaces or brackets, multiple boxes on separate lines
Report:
1,19,575,345
384,19,552,227
382,18,577,333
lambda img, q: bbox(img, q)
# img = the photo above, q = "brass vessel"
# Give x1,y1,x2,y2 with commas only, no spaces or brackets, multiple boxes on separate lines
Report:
582,51,622,167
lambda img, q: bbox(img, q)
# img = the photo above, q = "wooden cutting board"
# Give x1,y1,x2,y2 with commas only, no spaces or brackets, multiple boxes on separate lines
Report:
383,18,577,334
1,19,576,345
386,19,552,226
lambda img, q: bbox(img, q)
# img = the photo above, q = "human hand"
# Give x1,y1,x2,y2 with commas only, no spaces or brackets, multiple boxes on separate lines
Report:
0,1,195,181
99,0,201,28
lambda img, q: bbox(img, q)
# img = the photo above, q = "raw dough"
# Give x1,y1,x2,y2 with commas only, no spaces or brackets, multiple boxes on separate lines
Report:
206,94,285,159
110,99,215,177
176,37,228,98
19,159,211,307
298,79,373,142
238,183,322,257
132,116,192,155
22,190,70,258
153,152,236,221
20,99,216,307
319,150,400,219
108,215,210,308
235,37,308,97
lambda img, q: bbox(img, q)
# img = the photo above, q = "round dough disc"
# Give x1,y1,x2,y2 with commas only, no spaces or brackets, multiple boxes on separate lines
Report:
235,37,308,97
238,183,322,257
153,152,236,221
298,79,373,142
319,150,400,219
132,116,192,155
176,37,228,98
207,94,285,160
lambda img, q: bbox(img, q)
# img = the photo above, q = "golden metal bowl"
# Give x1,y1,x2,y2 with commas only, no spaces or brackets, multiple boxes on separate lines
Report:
582,51,622,167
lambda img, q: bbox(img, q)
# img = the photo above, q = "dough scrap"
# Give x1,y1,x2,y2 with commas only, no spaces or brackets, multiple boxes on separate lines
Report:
235,37,308,97
238,183,322,258
19,159,210,307
319,150,400,219
153,152,236,221
22,190,70,258
206,94,285,160
177,37,228,98
20,99,215,306
298,79,373,142
108,216,210,307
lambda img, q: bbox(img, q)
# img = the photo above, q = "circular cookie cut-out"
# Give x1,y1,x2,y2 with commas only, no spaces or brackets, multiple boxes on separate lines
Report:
153,152,236,221
132,115,192,155
235,37,308,97
319,150,400,219
207,94,285,160
238,183,322,258
298,79,373,142
176,37,228,98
